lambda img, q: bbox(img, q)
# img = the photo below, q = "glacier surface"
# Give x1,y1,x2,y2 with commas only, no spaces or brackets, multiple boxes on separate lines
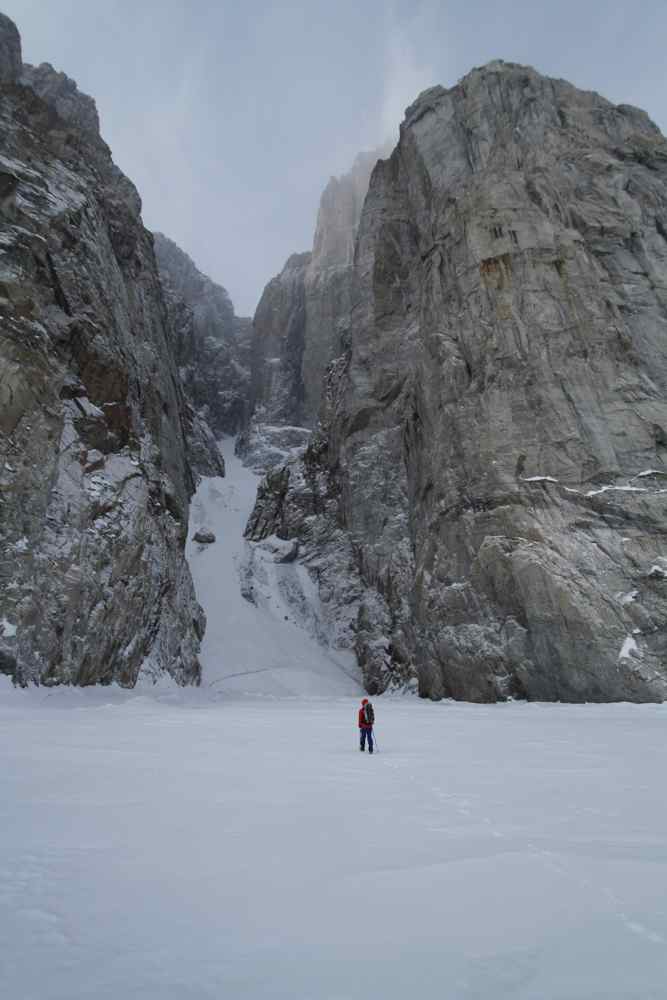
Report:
1,688,667,998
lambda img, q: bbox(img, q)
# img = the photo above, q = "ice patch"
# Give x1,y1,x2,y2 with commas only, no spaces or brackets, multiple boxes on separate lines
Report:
0,618,17,638
619,635,640,660
522,475,558,483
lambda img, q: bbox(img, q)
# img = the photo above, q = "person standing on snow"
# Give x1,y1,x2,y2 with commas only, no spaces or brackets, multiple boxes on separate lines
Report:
358,697,375,753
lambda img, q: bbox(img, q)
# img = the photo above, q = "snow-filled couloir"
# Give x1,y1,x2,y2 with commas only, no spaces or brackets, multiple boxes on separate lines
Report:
185,439,362,697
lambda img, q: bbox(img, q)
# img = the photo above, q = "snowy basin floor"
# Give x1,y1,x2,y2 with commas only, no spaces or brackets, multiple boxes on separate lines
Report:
1,689,667,999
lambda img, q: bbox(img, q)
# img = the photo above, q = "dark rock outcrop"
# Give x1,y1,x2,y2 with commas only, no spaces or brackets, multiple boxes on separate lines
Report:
0,12,20,84
249,251,311,427
193,530,216,545
155,232,252,446
247,61,667,703
0,15,204,686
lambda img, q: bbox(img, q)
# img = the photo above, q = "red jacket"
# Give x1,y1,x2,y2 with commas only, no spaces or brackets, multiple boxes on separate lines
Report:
358,704,374,729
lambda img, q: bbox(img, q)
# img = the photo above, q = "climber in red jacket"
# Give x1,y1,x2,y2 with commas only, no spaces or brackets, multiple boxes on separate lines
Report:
358,697,375,753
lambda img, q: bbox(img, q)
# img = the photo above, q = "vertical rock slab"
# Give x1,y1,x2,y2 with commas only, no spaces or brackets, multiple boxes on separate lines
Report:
154,232,252,442
248,62,667,702
0,19,204,686
154,231,256,477
249,251,311,427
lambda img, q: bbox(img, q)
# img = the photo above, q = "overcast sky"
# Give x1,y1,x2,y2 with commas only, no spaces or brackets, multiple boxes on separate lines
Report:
4,1,667,315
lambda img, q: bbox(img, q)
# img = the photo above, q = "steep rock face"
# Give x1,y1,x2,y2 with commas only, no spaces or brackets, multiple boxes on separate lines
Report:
301,149,391,424
249,251,310,427
21,62,100,134
0,12,20,84
154,232,251,443
248,62,667,702
0,19,204,686
247,148,390,449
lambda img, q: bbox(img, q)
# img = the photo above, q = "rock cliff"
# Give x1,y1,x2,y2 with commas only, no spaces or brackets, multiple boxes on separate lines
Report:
0,12,19,84
249,251,311,429
154,232,252,447
20,61,100,134
247,62,667,702
0,17,204,686
243,147,391,468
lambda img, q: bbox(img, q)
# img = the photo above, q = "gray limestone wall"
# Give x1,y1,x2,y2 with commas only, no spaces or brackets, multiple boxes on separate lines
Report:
247,62,667,702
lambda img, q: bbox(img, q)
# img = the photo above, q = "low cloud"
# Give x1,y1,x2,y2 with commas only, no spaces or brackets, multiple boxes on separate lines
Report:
381,3,440,138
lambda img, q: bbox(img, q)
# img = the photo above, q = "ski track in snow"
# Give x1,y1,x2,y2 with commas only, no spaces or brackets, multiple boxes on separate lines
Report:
2,440,667,998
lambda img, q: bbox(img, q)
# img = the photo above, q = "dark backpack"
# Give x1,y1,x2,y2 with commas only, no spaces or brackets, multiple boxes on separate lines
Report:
364,702,374,726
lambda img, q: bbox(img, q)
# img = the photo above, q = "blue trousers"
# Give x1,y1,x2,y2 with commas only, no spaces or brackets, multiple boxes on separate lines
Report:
360,728,374,752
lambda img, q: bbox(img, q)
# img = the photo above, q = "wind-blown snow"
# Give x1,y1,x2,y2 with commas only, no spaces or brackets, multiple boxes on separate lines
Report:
2,687,667,999
185,439,361,696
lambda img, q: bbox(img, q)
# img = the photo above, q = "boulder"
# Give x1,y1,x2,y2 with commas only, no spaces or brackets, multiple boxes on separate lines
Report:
193,530,216,545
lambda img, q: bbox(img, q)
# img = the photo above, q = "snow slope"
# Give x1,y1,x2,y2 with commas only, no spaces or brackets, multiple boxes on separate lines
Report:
3,442,667,998
185,439,361,696
2,689,667,999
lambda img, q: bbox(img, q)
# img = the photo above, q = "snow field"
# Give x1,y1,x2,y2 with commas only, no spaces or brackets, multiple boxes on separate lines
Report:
1,689,667,999
3,438,667,998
